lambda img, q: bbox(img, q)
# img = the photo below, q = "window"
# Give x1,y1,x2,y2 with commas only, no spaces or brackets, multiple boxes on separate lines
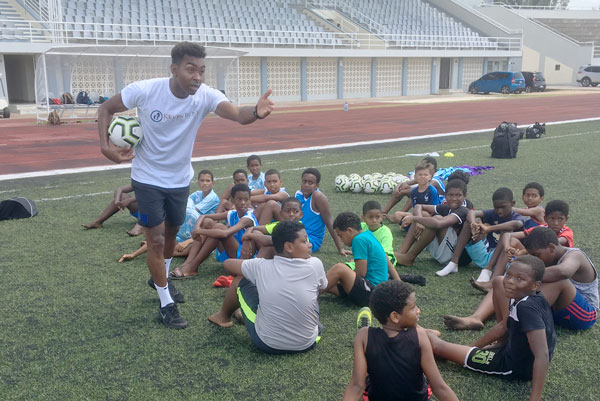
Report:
555,65,560,71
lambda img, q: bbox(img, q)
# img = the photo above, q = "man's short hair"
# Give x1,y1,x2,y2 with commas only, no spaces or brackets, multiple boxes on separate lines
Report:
272,220,305,254
370,280,414,325
233,169,248,179
302,168,321,184
281,197,301,209
492,187,514,202
523,182,545,197
545,200,569,218
198,169,214,181
231,183,251,198
171,42,206,65
246,154,262,166
265,169,280,178
362,200,382,216
333,212,361,231
525,227,559,250
513,255,545,282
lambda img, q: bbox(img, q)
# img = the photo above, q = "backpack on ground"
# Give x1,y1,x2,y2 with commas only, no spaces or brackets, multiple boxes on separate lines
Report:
48,110,61,125
0,197,38,221
525,122,546,139
491,121,522,159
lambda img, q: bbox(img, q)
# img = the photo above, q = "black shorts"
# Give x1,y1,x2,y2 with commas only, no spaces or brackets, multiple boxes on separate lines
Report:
464,346,515,378
337,274,374,307
131,179,189,228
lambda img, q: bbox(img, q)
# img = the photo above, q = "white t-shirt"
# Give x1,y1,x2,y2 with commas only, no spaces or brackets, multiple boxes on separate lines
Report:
241,256,327,351
121,78,228,188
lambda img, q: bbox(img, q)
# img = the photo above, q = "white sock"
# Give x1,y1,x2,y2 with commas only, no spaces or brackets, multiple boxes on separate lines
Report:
436,261,458,277
477,269,493,283
164,258,173,278
155,283,174,308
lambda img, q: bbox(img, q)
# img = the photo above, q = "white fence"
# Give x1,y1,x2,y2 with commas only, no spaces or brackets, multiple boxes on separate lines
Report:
0,19,522,52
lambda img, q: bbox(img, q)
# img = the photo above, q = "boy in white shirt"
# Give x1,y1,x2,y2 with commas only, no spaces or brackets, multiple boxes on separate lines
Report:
97,42,274,329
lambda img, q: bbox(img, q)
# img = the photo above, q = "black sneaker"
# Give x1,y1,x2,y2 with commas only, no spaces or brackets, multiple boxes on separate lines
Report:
399,274,427,286
148,277,185,304
158,303,188,329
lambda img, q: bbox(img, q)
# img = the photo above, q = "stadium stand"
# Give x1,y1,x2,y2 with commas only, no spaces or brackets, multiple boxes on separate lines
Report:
535,18,600,57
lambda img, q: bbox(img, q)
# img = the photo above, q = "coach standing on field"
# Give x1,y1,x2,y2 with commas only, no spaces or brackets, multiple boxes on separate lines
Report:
97,42,274,329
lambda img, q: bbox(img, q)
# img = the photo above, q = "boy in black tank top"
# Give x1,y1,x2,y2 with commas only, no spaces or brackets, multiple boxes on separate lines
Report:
343,281,458,401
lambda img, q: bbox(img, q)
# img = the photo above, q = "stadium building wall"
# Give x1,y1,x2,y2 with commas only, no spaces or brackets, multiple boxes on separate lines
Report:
476,5,593,84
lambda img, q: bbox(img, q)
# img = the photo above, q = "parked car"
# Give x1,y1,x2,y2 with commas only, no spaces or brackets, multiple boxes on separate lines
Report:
468,71,526,94
577,65,600,87
521,71,546,92
0,76,10,118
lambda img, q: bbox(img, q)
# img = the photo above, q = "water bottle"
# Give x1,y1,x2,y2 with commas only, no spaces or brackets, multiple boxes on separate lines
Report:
343,102,349,112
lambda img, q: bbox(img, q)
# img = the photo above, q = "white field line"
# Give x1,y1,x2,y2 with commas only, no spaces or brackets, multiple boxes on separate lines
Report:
2,116,599,183
31,128,599,203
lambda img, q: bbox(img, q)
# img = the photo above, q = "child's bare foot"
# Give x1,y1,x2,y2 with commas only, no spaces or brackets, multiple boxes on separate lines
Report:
395,252,414,267
470,277,491,293
233,308,244,324
127,224,143,237
208,312,234,328
443,315,484,331
82,222,102,229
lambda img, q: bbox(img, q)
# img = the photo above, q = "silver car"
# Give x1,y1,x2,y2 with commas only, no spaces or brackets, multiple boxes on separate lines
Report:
577,64,600,87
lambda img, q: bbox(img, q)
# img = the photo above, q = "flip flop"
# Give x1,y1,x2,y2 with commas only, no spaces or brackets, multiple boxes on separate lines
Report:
169,268,197,280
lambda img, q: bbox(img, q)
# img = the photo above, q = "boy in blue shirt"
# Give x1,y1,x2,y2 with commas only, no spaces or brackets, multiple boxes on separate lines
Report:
246,154,265,190
324,212,399,307
387,162,440,227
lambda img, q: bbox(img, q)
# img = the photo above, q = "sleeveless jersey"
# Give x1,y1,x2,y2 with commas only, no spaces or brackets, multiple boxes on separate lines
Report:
295,190,325,252
365,327,427,401
227,209,258,245
558,248,599,310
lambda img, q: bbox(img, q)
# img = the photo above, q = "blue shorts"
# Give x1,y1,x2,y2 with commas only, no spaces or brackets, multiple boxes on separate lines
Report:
215,244,242,262
237,278,320,355
465,240,494,268
553,290,597,330
308,233,323,253
130,210,139,219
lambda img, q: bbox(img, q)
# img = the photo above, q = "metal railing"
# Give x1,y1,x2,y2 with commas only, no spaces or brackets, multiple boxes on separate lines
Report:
0,19,522,52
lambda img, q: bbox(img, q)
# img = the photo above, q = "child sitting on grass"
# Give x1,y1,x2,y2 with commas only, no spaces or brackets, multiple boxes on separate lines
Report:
466,187,526,283
324,212,399,307
386,161,440,226
241,197,303,259
251,169,289,224
295,168,347,255
470,200,574,293
343,280,458,401
471,183,545,286
169,183,257,279
428,255,556,401
208,220,327,355
394,172,473,273
82,184,143,236
216,169,249,213
246,154,265,190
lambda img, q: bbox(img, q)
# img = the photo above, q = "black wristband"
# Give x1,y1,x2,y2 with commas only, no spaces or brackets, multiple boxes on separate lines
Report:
253,105,264,119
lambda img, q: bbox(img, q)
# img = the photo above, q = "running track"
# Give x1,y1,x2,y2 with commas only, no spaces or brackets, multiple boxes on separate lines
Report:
0,92,599,176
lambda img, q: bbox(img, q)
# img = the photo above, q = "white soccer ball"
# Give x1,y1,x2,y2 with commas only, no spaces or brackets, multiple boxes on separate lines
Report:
371,173,384,179
362,174,372,182
348,173,361,182
379,178,396,194
348,177,364,193
108,116,143,148
392,174,410,184
335,175,350,192
364,178,382,194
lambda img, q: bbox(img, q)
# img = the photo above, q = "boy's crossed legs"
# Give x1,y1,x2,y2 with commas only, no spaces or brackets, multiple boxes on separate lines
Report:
325,263,373,307
171,218,241,278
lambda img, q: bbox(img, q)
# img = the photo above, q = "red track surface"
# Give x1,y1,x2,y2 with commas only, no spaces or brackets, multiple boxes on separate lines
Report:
0,93,599,176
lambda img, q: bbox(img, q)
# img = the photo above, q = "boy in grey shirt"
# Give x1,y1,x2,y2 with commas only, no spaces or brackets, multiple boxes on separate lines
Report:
208,220,327,354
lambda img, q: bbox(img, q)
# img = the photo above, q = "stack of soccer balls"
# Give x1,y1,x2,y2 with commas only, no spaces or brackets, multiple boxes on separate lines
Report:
335,172,410,194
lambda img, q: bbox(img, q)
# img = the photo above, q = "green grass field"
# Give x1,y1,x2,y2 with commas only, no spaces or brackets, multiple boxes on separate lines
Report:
2,120,599,401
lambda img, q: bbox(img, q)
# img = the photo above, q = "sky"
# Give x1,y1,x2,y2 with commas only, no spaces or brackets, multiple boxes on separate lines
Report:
568,0,600,9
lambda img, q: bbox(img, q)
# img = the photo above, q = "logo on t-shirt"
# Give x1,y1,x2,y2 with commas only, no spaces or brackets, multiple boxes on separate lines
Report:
150,110,163,122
